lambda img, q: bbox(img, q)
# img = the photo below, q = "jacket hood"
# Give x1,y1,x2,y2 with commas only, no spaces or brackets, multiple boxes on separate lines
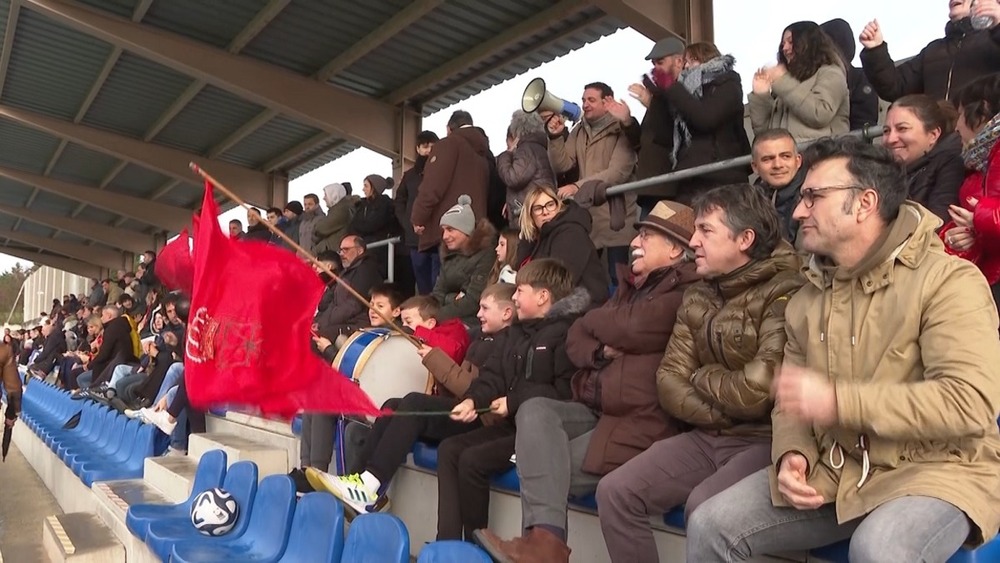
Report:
508,110,547,140
441,218,497,257
757,165,806,207
452,126,491,157
906,132,962,172
541,200,593,237
945,17,975,39
820,18,856,62
546,287,593,318
713,241,800,299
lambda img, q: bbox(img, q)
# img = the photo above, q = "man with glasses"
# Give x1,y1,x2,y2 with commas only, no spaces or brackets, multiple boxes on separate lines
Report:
595,184,803,563
315,235,383,340
687,138,1000,561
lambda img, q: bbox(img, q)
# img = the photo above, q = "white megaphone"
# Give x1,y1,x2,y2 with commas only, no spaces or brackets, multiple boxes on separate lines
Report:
521,78,582,122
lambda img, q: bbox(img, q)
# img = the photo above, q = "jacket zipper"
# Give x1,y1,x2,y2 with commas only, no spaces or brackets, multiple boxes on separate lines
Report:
704,285,731,370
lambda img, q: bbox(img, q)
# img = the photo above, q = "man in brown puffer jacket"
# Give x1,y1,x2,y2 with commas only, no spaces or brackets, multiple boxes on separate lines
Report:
596,183,803,563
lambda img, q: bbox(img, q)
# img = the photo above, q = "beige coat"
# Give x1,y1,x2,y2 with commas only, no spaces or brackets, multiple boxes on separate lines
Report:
548,119,638,249
770,203,1000,545
748,64,849,144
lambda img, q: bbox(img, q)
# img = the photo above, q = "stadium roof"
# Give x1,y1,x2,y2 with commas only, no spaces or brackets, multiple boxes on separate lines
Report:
0,0,709,277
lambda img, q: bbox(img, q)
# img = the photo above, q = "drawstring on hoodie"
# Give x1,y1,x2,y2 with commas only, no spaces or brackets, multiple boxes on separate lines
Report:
827,434,871,489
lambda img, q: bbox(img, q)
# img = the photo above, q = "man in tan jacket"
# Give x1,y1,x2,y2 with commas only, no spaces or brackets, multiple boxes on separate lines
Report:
548,82,638,284
687,137,1000,561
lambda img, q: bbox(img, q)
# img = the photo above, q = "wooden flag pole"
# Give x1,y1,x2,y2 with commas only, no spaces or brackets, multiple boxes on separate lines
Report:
189,163,422,349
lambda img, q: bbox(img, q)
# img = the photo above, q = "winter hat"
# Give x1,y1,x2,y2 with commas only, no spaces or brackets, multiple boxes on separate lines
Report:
284,201,304,216
439,195,476,236
364,175,389,195
323,183,347,207
635,201,695,249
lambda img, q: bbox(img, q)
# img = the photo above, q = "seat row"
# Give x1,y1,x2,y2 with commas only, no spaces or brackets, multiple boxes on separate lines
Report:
21,381,158,486
125,449,492,562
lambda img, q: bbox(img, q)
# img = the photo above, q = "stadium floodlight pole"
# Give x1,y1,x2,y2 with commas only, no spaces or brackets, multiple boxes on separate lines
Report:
189,163,421,349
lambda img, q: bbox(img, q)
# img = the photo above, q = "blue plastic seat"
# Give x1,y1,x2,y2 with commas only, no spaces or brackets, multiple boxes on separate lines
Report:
169,474,297,563
57,409,116,461
417,540,492,562
126,449,229,541
276,493,345,563
341,513,410,563
145,460,259,561
80,422,156,486
410,442,520,491
810,537,1000,562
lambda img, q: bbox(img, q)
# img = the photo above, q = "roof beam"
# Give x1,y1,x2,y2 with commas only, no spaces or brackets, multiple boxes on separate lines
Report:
0,0,22,96
315,0,443,82
0,229,126,270
591,0,692,42
0,245,101,279
0,104,270,203
25,0,401,158
0,164,191,231
262,132,335,173
0,204,154,254
384,0,590,105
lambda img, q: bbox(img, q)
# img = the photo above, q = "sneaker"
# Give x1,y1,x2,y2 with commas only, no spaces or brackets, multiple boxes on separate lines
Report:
304,468,389,515
139,408,177,436
288,468,315,495
123,409,140,419
163,447,187,457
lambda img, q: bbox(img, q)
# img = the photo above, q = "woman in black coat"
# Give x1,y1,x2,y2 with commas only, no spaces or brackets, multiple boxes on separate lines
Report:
882,94,964,222
515,186,609,306
659,42,751,205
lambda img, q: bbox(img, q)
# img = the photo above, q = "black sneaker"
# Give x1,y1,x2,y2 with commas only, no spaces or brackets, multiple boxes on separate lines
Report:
288,468,315,495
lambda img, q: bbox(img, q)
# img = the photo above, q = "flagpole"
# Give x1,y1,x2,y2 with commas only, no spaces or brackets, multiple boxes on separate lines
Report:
189,163,422,349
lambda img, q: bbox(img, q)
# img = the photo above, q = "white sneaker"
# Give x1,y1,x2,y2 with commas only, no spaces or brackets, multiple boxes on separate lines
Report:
140,408,177,436
163,447,187,457
304,469,388,515
123,409,140,419
509,453,516,464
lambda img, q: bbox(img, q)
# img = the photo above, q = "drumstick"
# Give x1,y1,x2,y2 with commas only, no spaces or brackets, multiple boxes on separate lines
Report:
190,163,421,348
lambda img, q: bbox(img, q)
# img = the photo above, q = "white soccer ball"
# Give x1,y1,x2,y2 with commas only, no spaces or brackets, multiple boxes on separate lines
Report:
190,488,239,536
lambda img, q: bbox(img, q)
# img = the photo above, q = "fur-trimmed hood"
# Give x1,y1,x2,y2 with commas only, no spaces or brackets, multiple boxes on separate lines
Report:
546,287,592,318
440,218,497,258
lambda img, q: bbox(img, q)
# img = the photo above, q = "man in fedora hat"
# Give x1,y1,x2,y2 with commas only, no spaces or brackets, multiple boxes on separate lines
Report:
475,201,703,562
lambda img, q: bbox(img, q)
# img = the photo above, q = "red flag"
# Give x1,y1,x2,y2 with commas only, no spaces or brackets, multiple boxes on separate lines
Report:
155,228,195,294
184,182,382,418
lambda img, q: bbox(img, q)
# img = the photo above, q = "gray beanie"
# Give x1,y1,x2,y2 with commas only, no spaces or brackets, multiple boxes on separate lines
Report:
439,194,476,236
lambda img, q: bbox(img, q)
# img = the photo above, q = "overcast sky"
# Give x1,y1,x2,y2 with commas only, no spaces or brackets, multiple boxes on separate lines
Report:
0,0,946,274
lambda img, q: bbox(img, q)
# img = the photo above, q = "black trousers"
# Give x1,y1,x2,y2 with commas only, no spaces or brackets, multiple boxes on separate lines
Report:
362,393,479,485
436,421,516,541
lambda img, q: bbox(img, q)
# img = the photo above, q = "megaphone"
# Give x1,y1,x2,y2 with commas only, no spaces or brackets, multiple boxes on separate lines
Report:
521,78,582,122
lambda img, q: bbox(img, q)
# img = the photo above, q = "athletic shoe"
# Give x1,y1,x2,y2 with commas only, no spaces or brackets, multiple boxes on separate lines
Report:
288,468,315,495
138,408,177,436
304,468,389,515
123,409,140,419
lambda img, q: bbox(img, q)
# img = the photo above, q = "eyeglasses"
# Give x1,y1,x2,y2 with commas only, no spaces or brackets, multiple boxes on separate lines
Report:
338,246,358,254
799,185,864,209
530,200,558,216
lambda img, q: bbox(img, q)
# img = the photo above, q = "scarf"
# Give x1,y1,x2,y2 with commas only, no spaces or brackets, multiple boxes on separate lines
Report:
583,112,616,138
962,112,1000,172
671,55,736,166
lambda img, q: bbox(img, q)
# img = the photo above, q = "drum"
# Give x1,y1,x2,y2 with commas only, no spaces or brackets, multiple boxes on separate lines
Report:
333,328,428,409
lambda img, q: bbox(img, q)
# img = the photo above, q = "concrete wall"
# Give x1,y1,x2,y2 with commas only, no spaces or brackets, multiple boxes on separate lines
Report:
23,266,92,325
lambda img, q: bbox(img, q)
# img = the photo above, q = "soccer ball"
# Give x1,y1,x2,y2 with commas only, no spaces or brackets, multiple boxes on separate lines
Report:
190,488,239,536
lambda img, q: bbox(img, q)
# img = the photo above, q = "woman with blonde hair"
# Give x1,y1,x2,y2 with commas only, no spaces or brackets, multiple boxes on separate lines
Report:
515,186,609,305
489,228,520,284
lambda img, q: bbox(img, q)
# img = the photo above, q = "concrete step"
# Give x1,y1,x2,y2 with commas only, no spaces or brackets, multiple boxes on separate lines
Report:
188,433,287,478
91,480,170,563
207,413,299,472
42,513,124,563
142,456,197,504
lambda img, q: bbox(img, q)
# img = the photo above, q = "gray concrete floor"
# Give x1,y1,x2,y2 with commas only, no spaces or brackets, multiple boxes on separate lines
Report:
0,435,62,562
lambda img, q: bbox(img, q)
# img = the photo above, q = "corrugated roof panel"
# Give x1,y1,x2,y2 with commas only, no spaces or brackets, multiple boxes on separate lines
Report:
29,191,79,216
0,119,62,174
0,217,19,233
75,0,139,19
52,231,89,245
117,218,151,233
241,0,409,77
74,206,119,227
0,0,9,53
157,183,203,209
142,0,270,49
153,85,266,154
289,142,358,179
106,163,171,198
82,53,195,138
48,143,121,186
0,177,32,207
1,9,114,120
12,222,56,239
220,116,324,169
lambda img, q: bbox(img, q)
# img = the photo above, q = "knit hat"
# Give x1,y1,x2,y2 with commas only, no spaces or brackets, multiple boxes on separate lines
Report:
439,195,476,236
364,175,389,196
284,201,304,216
635,201,695,249
323,183,346,207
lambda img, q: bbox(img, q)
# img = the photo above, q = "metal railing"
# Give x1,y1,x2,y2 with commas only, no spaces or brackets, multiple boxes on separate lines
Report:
369,126,886,281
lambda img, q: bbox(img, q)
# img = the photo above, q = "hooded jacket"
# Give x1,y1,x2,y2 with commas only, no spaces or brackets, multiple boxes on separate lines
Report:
412,126,492,251
463,288,590,417
567,262,700,475
431,219,497,326
350,194,398,244
274,215,301,249
656,242,803,435
821,18,881,130
941,140,1000,285
771,203,1000,546
749,64,850,143
904,132,964,223
313,195,354,255
516,200,610,306
496,112,557,226
860,18,1000,103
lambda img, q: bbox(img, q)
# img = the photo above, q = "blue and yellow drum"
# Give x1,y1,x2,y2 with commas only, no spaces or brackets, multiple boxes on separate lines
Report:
333,328,428,408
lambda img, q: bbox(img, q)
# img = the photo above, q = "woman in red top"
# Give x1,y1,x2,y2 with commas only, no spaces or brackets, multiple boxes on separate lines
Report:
941,74,1000,310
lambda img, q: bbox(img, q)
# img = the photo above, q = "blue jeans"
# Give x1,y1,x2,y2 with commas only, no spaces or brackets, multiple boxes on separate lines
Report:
410,248,441,295
76,370,94,389
685,469,969,563
109,364,133,390
154,363,184,404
